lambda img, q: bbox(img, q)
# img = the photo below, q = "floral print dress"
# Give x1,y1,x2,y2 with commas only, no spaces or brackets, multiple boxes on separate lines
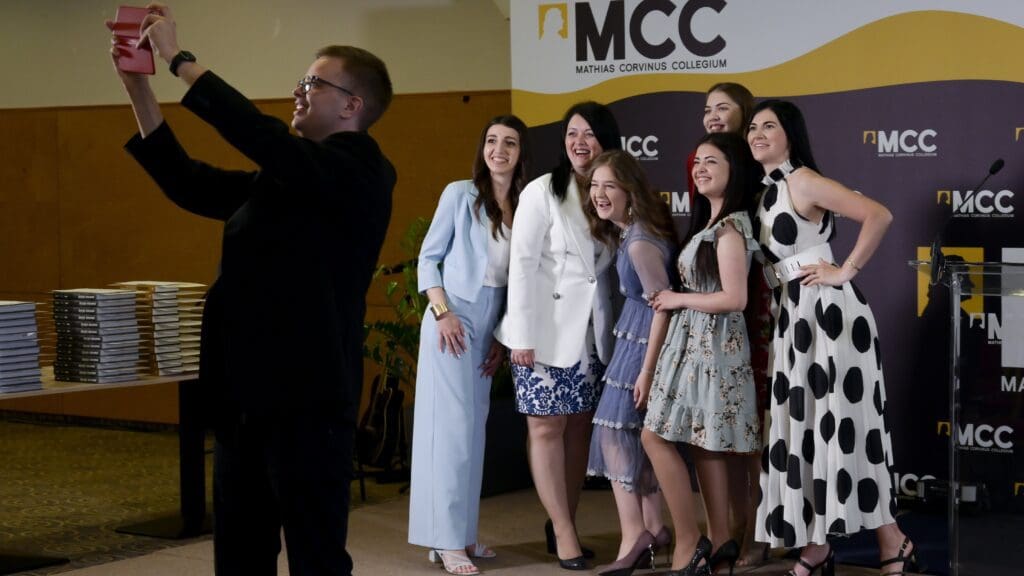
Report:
644,212,761,453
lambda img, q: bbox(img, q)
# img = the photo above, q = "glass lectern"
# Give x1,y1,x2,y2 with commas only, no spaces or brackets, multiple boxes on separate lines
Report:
909,258,1024,576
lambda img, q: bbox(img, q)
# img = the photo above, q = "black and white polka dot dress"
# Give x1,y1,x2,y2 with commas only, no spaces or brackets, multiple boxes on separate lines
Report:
753,163,896,548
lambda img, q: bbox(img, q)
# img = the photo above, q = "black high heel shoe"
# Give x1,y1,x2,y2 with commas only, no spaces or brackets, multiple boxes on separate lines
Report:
597,531,656,576
545,519,595,559
709,539,739,576
880,537,924,576
558,555,588,571
785,546,834,576
665,535,712,576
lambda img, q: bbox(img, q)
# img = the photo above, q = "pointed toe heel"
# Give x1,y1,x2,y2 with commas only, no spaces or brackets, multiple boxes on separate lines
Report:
597,531,656,576
559,555,588,570
710,539,739,576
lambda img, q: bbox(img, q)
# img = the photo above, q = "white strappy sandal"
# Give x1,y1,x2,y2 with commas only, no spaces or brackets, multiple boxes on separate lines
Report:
465,543,496,559
429,549,480,575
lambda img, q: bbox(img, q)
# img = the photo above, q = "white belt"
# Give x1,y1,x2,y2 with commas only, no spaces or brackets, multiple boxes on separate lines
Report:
763,243,834,289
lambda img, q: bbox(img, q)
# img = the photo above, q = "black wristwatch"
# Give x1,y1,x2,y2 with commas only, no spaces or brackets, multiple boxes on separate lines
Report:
169,50,197,77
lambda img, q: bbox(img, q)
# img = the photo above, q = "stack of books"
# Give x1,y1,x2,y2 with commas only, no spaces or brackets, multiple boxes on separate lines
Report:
111,281,206,376
52,289,141,383
0,301,43,393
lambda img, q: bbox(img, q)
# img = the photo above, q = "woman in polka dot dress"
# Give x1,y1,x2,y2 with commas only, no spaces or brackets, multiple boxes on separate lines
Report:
748,100,922,576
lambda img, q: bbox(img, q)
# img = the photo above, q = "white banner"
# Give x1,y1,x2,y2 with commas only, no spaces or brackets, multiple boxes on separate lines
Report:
513,0,1024,95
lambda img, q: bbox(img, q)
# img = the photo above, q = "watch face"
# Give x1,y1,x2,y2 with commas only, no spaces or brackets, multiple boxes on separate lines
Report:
180,51,196,62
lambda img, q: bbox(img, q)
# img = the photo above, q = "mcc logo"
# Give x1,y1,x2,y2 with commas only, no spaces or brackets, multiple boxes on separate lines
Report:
863,129,937,158
538,3,569,40
573,0,727,61
936,188,1014,218
936,420,1014,453
660,191,691,216
1003,373,1023,393
621,134,659,160
892,472,936,498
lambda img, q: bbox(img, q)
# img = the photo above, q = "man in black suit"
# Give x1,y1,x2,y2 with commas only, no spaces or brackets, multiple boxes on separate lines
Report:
109,4,395,574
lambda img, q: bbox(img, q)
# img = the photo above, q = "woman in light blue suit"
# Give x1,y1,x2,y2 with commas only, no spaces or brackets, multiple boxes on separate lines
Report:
409,115,530,575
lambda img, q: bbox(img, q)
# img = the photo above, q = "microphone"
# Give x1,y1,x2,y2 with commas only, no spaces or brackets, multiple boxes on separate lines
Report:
929,158,1005,285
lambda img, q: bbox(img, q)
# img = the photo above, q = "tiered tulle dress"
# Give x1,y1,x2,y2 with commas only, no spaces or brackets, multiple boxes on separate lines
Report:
587,224,673,492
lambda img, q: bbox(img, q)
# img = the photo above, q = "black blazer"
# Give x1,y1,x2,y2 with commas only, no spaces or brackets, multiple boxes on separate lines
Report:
126,72,396,427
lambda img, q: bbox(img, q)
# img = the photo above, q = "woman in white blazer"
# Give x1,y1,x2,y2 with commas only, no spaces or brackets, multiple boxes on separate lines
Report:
494,101,620,570
409,115,530,576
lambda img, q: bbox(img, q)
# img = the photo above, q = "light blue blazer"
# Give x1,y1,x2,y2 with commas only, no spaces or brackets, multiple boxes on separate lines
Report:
417,180,494,302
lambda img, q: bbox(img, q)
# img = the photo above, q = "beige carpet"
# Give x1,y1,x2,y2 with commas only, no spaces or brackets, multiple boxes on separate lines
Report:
52,488,919,575
1,416,926,576
0,416,403,575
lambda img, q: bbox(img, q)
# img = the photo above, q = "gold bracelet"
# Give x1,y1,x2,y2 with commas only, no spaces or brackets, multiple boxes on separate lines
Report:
429,301,449,319
845,259,862,272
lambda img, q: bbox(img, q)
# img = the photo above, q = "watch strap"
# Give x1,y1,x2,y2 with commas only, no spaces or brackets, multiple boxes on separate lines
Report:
169,51,196,77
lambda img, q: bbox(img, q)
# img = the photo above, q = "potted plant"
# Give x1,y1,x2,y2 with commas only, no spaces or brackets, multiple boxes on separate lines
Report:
359,217,429,478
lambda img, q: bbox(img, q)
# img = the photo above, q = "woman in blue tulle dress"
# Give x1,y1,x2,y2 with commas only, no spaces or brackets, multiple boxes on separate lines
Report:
584,150,678,576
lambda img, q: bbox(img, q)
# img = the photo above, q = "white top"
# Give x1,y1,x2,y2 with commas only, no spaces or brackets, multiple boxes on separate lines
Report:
482,223,512,287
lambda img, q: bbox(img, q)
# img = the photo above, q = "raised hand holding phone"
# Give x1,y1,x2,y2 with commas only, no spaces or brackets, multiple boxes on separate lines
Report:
110,6,155,74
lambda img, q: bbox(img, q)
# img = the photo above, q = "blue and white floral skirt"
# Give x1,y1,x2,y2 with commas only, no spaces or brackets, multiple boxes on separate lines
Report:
513,329,605,416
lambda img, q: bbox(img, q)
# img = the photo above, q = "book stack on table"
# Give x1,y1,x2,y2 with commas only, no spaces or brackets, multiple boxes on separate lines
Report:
0,301,43,393
111,281,206,376
52,289,141,383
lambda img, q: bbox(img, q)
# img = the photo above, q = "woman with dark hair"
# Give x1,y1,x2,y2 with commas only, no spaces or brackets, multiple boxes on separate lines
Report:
583,150,676,576
685,82,755,197
409,115,530,575
495,101,620,570
685,81,769,572
639,131,762,576
748,100,919,576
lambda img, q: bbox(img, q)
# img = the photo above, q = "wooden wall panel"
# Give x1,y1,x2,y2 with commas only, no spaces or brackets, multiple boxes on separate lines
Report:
0,109,60,299
0,89,512,423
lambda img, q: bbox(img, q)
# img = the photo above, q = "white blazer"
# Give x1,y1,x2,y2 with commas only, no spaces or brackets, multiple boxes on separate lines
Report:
494,173,614,368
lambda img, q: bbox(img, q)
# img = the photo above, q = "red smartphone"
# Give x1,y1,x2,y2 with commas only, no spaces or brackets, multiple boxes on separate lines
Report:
113,6,155,75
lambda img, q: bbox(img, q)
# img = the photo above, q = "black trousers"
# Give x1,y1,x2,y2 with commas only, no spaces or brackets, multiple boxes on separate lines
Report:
213,413,354,576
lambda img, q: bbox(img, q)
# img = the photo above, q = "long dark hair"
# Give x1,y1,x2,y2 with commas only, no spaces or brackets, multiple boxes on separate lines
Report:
683,132,758,286
751,99,833,239
706,82,754,133
550,101,622,203
472,115,530,239
750,99,820,173
583,150,677,248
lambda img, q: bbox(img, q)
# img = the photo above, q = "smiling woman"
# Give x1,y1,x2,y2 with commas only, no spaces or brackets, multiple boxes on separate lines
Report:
408,115,530,575
641,131,761,576
747,100,916,576
492,101,622,571
581,149,677,575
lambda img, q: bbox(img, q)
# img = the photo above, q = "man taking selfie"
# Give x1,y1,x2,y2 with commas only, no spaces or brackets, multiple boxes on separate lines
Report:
108,3,396,574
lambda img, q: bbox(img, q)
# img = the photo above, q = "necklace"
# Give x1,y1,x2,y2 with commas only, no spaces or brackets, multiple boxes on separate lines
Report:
620,221,633,239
